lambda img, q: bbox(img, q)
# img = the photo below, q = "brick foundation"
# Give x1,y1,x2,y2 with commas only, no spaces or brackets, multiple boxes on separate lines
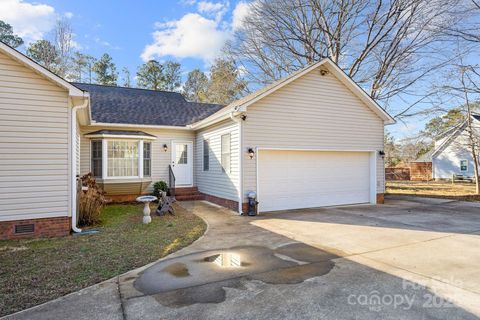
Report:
242,202,249,214
105,194,145,203
377,193,385,204
200,193,239,212
0,216,71,240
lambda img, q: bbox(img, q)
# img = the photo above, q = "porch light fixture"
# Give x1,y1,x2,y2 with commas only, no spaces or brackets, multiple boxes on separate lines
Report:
378,150,385,157
248,148,255,159
163,144,168,152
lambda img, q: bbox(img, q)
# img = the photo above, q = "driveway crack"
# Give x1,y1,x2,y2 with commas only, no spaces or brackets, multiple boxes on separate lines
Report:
116,276,128,320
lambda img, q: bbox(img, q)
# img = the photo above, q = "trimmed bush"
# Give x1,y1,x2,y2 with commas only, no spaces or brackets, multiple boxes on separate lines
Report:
153,180,168,198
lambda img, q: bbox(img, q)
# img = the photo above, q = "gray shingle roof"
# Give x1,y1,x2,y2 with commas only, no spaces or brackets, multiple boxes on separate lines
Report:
84,130,156,137
71,83,225,126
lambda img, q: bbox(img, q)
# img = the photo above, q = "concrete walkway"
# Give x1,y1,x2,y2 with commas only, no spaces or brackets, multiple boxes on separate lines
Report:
5,197,480,320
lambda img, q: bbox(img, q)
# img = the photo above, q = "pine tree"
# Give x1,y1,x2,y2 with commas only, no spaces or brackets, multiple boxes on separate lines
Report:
92,53,118,85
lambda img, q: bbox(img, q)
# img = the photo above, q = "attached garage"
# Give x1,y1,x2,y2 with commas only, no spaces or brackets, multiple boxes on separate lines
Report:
257,150,375,212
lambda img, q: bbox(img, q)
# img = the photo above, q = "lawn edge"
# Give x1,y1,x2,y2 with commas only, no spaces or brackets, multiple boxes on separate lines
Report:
0,202,209,319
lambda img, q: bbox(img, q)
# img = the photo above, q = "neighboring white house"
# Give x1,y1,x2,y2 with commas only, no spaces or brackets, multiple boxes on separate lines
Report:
432,116,480,179
0,42,395,239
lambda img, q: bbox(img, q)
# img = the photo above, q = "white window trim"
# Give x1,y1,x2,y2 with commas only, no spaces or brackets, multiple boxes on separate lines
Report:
460,159,468,172
221,133,231,174
203,139,210,171
96,139,151,180
143,141,152,177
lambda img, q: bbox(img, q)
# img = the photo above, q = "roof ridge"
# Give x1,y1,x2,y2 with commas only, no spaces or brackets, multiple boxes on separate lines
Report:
70,82,184,96
72,82,225,107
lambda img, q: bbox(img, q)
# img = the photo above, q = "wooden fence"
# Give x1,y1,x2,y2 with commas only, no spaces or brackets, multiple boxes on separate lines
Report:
385,162,432,181
385,167,410,181
409,162,432,181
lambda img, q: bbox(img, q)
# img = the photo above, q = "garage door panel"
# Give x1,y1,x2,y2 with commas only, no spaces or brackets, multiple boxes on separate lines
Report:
258,150,371,212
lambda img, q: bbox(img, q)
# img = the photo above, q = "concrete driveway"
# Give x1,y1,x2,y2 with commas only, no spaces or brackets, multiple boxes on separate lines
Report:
6,196,480,320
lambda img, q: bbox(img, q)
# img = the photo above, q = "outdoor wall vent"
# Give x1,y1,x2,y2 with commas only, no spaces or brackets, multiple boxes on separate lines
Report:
14,224,35,234
319,69,329,76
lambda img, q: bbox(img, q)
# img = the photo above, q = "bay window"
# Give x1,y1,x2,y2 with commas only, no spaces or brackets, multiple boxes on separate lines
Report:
90,139,152,179
107,141,139,177
143,142,151,177
91,140,102,177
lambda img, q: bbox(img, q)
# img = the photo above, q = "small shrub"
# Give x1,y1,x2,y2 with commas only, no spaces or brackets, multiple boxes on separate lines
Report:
153,180,168,198
78,173,106,226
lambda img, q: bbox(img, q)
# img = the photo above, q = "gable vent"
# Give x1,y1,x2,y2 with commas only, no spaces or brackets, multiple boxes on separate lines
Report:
14,224,35,234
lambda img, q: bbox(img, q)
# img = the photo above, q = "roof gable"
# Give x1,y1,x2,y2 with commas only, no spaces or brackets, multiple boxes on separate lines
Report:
237,59,394,123
0,41,86,97
192,58,395,129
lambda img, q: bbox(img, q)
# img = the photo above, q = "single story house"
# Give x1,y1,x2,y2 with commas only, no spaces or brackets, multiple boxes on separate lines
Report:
0,41,394,239
431,116,480,180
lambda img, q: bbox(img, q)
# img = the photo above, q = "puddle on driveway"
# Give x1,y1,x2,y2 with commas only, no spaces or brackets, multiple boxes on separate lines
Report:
135,243,335,307
203,252,245,268
162,262,190,278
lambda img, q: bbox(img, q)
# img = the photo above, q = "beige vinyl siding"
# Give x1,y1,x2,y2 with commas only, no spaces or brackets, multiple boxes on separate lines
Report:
195,120,240,201
79,126,195,194
243,65,385,201
0,51,70,221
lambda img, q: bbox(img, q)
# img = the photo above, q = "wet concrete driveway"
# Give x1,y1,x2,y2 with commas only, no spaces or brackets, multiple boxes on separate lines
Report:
6,196,480,320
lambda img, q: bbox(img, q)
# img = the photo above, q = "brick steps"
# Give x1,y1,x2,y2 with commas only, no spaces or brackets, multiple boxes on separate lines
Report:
173,187,204,201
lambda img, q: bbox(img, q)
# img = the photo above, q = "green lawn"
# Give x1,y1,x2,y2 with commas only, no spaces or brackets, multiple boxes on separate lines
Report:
386,180,480,201
0,203,206,317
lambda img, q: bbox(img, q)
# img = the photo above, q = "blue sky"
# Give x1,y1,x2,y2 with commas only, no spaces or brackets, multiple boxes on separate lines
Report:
0,0,468,139
0,0,247,80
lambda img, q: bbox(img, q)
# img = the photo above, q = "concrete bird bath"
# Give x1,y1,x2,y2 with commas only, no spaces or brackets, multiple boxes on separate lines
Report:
136,196,158,224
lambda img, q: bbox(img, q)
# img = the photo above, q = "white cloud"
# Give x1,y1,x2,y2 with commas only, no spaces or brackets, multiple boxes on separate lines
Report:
64,12,74,19
0,0,56,42
142,1,254,63
232,1,252,31
179,0,197,5
141,13,232,63
94,36,120,50
197,1,225,13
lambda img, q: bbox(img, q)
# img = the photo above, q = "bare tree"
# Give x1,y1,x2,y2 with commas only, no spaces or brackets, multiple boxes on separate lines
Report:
437,59,480,193
440,0,480,43
226,0,468,118
460,66,480,193
53,18,75,77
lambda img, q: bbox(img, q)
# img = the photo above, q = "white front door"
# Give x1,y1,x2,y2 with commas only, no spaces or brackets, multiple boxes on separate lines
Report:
171,141,193,186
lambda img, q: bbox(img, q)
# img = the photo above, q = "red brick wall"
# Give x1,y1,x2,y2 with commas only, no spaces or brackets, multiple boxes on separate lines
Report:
377,193,385,204
200,193,239,212
105,194,142,203
0,216,71,240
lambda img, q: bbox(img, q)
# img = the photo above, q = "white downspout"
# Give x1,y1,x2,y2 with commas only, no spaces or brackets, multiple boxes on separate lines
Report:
230,112,244,214
71,97,89,233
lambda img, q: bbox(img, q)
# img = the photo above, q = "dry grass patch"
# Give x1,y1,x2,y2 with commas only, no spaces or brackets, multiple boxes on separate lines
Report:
386,180,480,201
0,203,206,317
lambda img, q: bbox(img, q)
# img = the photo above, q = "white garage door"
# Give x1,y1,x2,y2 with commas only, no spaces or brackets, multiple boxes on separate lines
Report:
258,150,371,212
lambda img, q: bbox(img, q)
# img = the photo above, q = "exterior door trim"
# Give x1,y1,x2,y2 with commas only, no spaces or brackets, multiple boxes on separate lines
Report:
171,140,194,187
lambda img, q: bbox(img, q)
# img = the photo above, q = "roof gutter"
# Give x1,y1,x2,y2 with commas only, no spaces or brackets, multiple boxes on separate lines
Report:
71,95,89,233
190,105,246,130
230,111,245,214
84,133,157,140
89,122,192,130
